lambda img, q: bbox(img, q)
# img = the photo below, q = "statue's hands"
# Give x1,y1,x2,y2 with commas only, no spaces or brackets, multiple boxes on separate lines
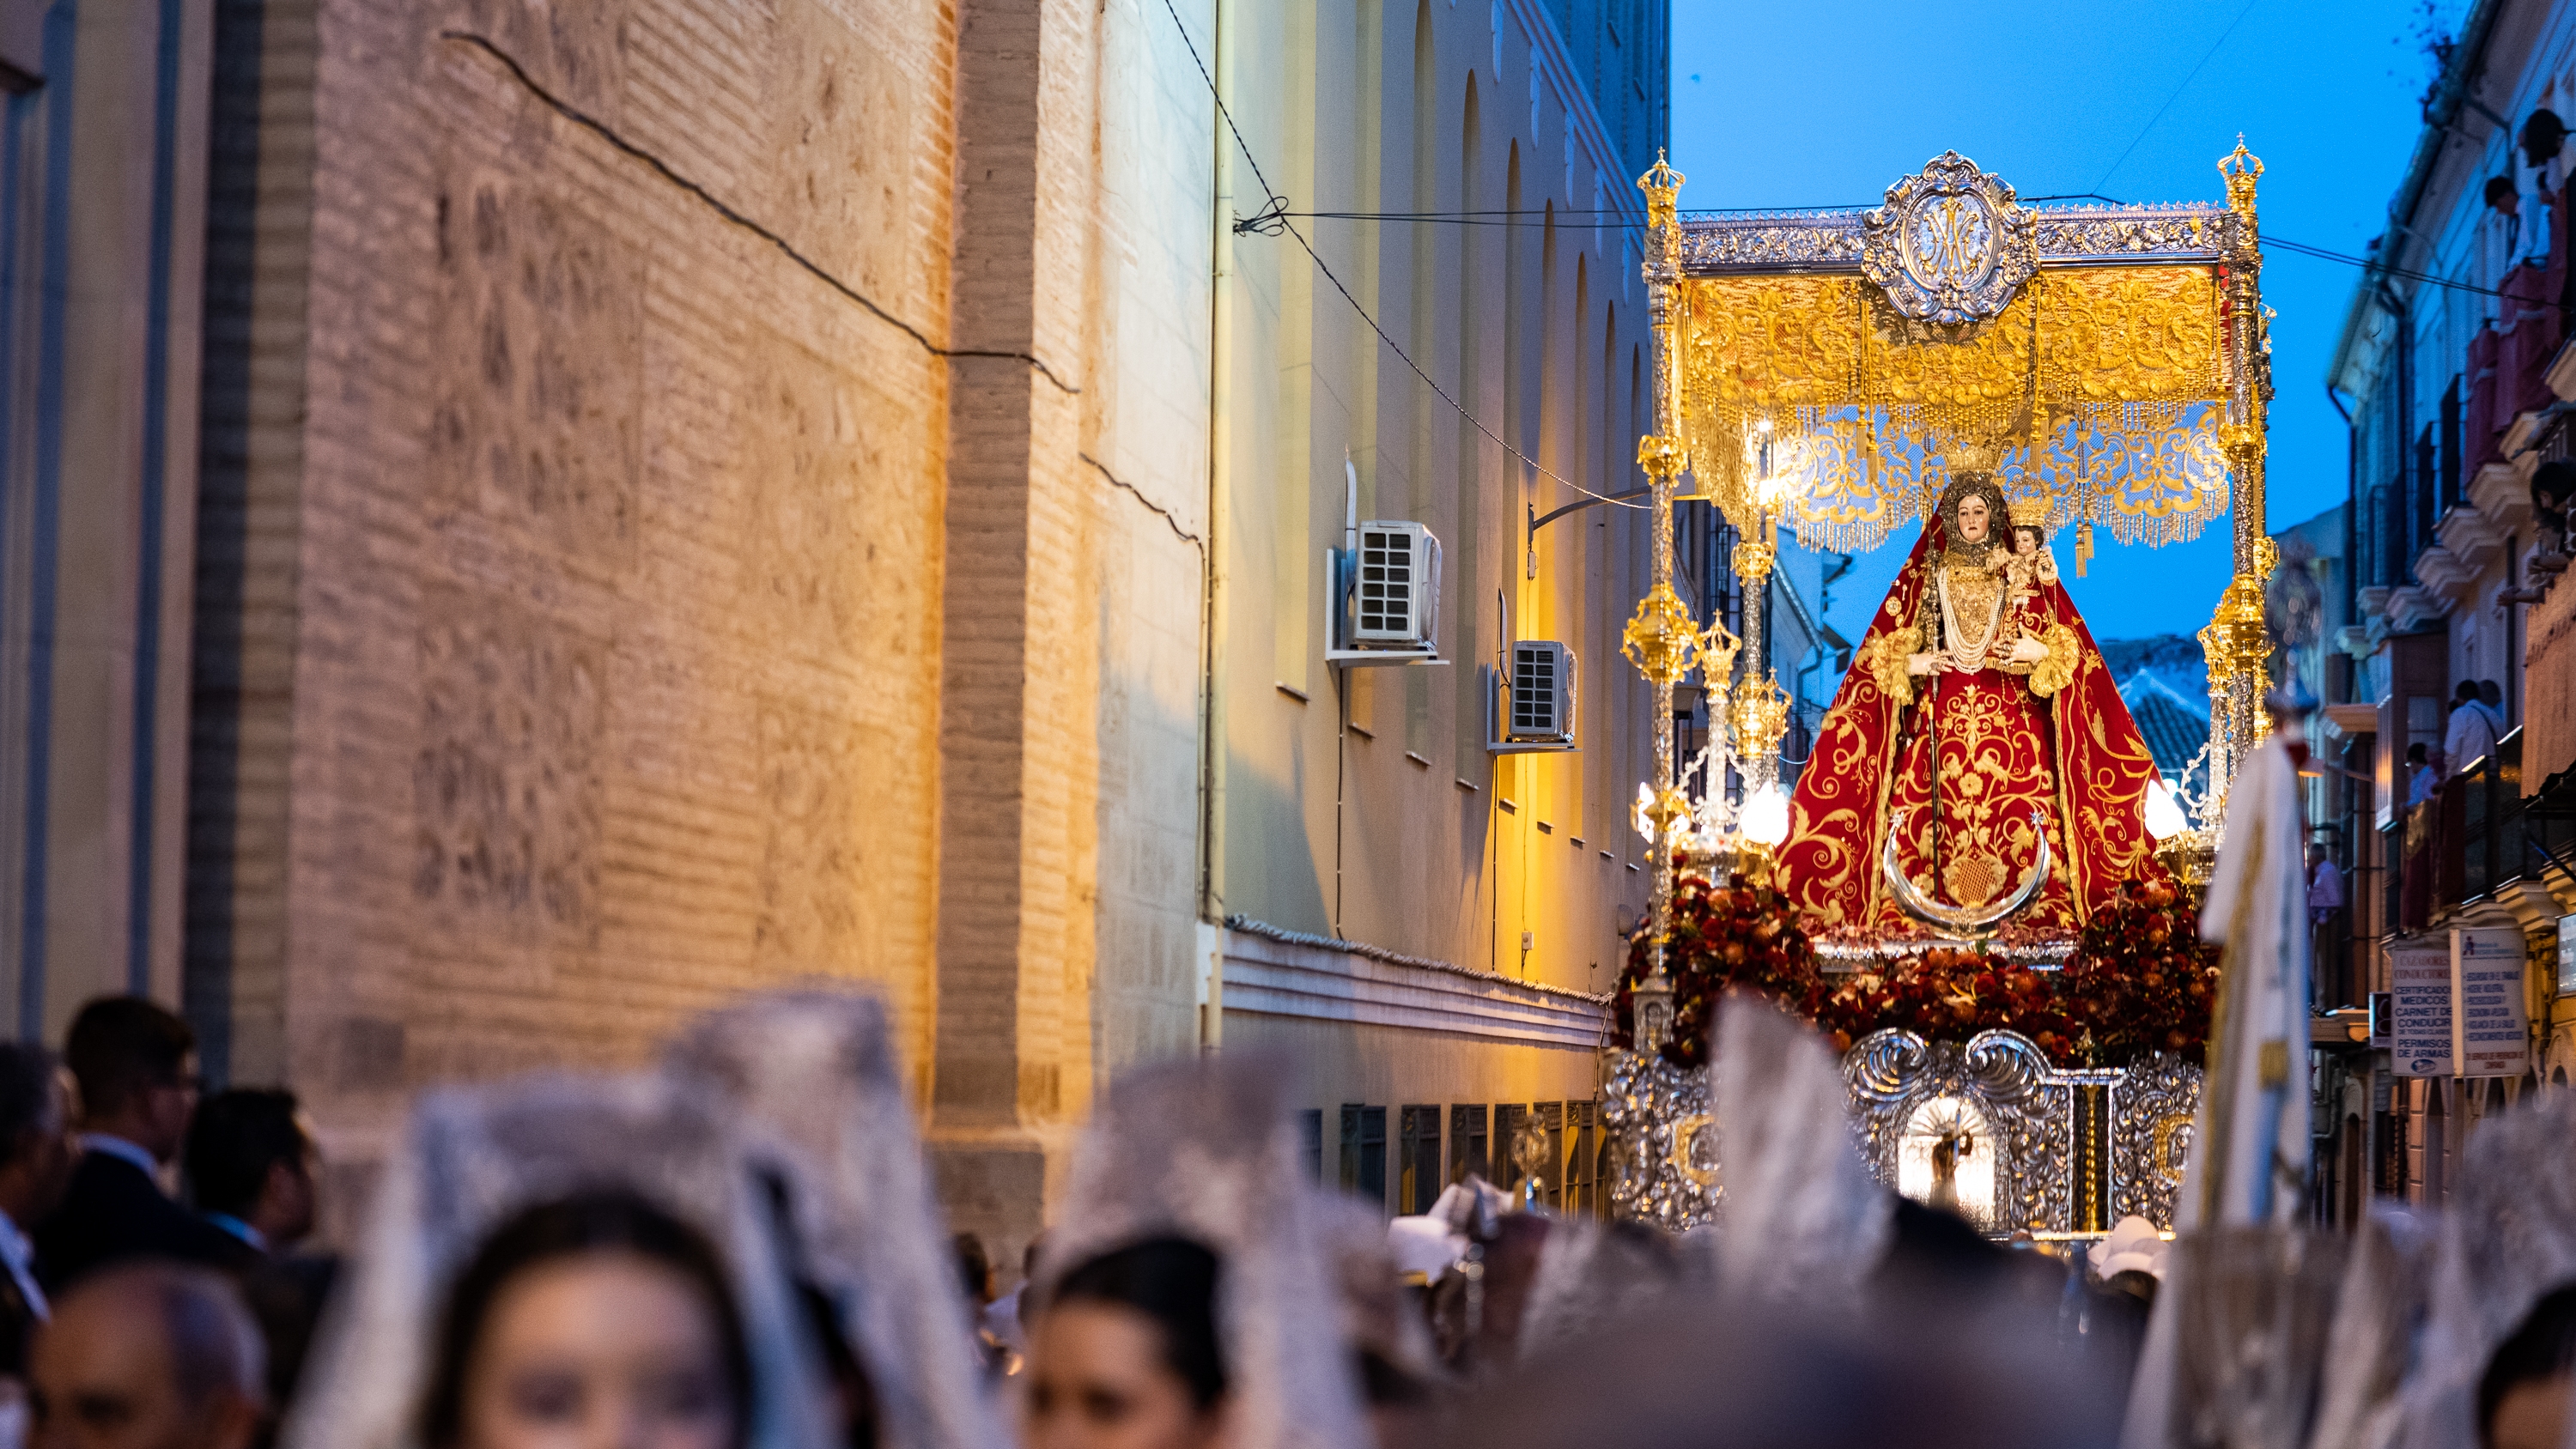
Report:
1907,651,1951,676
2008,635,2050,665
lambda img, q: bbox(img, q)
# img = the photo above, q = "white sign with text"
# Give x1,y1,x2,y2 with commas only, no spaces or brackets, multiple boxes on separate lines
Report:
2451,926,2529,1079
2388,937,2453,1078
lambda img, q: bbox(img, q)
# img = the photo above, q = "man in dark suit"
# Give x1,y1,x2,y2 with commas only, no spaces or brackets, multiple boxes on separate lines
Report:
33,997,250,1291
0,1043,75,1383
186,1086,342,1416
184,1088,318,1260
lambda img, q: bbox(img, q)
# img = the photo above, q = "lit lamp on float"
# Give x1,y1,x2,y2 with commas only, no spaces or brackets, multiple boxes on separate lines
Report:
2145,776,2215,891
1631,961,1677,1056
1728,416,1798,859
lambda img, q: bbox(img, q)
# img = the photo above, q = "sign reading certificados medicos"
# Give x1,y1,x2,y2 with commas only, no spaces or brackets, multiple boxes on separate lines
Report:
2387,937,2454,1078
2451,926,2530,1078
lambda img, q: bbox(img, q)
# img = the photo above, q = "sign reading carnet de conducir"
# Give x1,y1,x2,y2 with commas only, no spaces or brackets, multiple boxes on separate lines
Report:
2451,926,2529,1080
2387,937,2453,1079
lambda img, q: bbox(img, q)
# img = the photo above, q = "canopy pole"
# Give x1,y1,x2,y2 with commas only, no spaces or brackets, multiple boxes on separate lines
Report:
1626,154,1693,995
2201,139,2272,824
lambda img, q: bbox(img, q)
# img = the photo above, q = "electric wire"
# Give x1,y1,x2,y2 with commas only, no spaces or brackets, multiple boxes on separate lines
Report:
2092,0,2266,191
1154,0,1643,511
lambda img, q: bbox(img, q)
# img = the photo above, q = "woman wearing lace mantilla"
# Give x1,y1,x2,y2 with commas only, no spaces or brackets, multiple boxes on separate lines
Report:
1778,469,2167,933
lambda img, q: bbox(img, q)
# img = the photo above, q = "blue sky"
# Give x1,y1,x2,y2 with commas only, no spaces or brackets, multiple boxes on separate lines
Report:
1668,0,2442,649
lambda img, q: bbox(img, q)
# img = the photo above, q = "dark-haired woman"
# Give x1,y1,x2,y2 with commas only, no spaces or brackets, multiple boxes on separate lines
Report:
421,1188,752,1449
1023,1237,1231,1449
2482,1285,2576,1449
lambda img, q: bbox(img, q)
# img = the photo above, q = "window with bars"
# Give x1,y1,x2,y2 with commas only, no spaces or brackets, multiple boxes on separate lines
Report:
1448,1104,1488,1187
1537,1102,1566,1210
1397,1106,1443,1214
1340,1104,1387,1208
1564,1101,1598,1216
1493,1104,1529,1197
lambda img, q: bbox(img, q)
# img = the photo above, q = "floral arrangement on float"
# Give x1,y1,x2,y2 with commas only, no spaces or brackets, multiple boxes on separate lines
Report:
1612,866,2218,1070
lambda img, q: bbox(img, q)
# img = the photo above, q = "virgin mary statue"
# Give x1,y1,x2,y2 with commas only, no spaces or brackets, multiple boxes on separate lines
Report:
1777,470,2166,933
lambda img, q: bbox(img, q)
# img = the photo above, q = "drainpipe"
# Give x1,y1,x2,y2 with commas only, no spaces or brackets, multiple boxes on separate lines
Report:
1194,0,1234,1053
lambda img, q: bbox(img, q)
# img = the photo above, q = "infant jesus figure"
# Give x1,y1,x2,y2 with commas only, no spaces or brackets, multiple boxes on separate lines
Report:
1995,512,2058,603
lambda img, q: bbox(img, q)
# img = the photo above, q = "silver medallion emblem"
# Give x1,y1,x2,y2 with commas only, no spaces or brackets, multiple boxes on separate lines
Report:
1862,152,2036,326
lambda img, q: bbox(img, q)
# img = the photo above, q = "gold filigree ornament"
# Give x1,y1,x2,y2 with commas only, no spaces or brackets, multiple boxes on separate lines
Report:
1730,674,1791,760
1621,583,1701,686
1674,276,2235,553
1638,150,1684,231
2218,138,2263,226
2199,573,2270,685
1635,782,1693,842
1697,618,1742,694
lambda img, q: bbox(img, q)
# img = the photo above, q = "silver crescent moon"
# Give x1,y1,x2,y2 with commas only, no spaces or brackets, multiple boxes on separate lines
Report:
1878,806,2051,936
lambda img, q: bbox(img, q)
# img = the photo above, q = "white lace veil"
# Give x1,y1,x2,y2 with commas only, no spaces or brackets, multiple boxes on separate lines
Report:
1309,1190,1438,1385
1036,1055,1370,1449
281,1073,835,1449
665,991,1011,1449
2396,1091,2576,1449
1710,997,1895,1305
2306,1203,2435,1449
1516,1215,1677,1361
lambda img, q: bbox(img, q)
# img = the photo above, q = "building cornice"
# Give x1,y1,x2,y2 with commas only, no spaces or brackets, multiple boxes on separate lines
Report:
1219,916,1610,1051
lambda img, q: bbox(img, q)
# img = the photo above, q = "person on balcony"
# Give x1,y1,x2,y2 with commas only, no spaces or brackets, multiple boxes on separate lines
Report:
2408,743,2436,805
2447,681,2502,779
2306,842,2344,925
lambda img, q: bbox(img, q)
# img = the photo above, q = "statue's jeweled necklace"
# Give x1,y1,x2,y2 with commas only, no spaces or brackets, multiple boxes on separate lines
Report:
1935,550,2007,670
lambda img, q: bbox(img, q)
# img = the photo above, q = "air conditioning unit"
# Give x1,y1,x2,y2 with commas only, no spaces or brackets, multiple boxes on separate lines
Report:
1352,521,1442,649
1505,641,1577,745
1485,591,1577,755
1323,459,1446,669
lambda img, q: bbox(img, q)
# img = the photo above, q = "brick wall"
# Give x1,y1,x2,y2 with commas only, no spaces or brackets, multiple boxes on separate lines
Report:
181,0,1212,1242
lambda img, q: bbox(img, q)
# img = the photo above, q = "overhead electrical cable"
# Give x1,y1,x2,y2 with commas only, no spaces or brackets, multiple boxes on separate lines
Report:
2092,0,2267,191
1153,0,1643,511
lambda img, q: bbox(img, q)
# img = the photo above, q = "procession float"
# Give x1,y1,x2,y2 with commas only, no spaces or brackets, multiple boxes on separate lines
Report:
1600,144,2279,1241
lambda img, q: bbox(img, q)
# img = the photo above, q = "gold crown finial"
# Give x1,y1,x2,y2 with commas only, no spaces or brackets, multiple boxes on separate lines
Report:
1946,436,2004,475
2007,496,2050,529
1638,150,1684,228
2218,137,2263,222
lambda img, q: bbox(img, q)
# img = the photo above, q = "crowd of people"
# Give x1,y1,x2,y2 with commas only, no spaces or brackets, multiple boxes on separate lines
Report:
0,985,2567,1449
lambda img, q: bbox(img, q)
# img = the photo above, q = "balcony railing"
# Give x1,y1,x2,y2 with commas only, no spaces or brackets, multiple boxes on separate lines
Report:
2396,730,2576,925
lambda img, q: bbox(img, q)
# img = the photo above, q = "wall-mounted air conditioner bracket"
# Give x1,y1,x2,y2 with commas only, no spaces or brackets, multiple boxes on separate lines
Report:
1322,546,1445,668
1485,663,1579,755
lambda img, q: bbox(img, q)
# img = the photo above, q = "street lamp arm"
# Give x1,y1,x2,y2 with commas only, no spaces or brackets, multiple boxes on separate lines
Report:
1529,486,1655,538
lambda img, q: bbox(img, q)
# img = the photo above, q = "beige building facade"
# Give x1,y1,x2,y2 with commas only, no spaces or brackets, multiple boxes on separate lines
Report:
1205,0,1665,1211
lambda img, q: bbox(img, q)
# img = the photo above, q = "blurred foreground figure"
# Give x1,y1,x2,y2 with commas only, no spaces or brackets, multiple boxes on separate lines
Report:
1024,1056,1368,1449
1026,1238,1228,1449
0,1046,76,1387
281,1074,836,1449
418,1190,747,1449
2476,1287,2576,1449
2389,1092,2576,1449
1437,1293,2117,1449
28,1263,263,1449
665,991,1012,1449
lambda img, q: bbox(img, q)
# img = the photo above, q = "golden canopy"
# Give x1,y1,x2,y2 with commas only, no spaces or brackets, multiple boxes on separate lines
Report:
1668,148,2269,556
